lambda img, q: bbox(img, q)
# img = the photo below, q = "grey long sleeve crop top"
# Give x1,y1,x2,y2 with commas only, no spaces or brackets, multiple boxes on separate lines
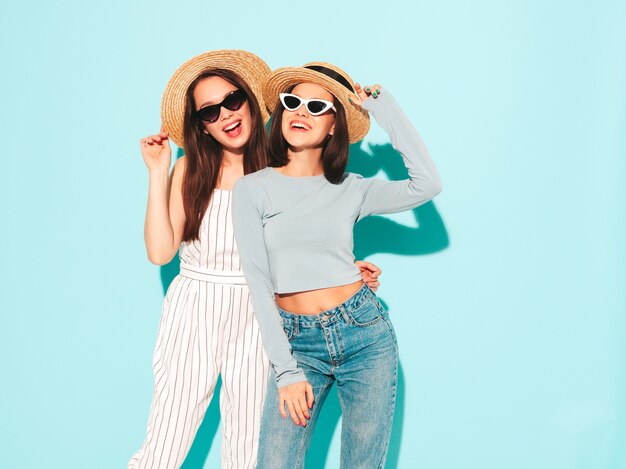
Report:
232,90,442,387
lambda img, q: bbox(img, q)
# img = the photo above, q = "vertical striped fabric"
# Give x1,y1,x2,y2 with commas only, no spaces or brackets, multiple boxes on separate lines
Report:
179,189,242,272
128,189,270,469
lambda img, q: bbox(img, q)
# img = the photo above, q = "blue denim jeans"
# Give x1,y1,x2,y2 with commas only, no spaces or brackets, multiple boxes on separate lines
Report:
257,284,399,469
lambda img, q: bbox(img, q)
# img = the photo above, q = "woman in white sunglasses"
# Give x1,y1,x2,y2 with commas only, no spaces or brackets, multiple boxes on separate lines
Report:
232,62,442,468
129,51,382,469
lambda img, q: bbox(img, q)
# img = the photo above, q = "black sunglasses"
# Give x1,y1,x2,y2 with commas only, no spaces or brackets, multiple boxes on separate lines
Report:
196,89,247,123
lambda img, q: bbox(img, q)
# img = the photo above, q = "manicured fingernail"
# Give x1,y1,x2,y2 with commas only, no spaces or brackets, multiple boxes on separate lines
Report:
365,87,370,92
348,97,352,103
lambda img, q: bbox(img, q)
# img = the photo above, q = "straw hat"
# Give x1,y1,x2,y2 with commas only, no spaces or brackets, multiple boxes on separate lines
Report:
161,50,271,147
263,62,370,144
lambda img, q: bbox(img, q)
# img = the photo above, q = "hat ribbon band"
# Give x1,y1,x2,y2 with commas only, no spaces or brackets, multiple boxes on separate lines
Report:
304,65,354,93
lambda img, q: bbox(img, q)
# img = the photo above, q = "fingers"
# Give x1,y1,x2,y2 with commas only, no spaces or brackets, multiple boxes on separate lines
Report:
141,136,158,147
278,396,288,419
359,83,383,99
358,260,382,277
297,394,311,421
355,261,382,284
355,260,382,291
353,83,367,103
286,400,301,426
140,132,169,147
287,397,308,426
354,82,364,99
356,260,381,287
306,383,315,408
298,393,311,418
278,381,314,427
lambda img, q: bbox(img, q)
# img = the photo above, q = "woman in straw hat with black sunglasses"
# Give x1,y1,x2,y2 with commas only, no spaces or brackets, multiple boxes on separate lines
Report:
232,62,442,468
128,51,382,469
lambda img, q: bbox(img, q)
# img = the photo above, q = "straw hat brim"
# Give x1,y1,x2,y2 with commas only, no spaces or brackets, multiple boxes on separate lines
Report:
161,50,271,148
263,66,370,144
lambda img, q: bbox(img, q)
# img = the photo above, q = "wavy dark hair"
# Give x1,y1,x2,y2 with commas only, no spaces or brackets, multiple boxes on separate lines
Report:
267,85,349,184
181,69,268,241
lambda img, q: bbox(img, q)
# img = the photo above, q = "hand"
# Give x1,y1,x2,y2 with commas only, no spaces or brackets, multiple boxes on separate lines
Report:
352,83,383,106
355,260,382,292
278,380,314,426
140,126,171,174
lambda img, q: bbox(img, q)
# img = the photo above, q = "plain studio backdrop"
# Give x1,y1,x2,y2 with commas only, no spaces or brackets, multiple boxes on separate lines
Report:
1,1,624,468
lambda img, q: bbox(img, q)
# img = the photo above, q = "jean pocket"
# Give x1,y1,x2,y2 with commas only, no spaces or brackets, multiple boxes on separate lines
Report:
348,298,385,327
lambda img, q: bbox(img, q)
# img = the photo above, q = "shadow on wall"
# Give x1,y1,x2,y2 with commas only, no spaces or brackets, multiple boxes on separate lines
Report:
159,143,449,468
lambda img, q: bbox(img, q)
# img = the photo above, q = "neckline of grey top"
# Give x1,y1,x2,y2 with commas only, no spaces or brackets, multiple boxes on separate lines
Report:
267,167,325,180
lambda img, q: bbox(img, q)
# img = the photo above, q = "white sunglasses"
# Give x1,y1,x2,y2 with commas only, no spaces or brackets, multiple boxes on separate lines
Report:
279,93,336,116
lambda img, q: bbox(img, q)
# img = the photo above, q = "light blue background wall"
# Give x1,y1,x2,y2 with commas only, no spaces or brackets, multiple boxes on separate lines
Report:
1,0,624,468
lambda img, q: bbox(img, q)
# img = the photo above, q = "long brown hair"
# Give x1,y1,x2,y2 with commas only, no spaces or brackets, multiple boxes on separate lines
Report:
267,84,349,184
181,69,268,241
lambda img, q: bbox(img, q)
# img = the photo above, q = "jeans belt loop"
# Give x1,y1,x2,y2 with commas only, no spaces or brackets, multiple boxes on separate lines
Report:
339,304,350,323
294,314,300,336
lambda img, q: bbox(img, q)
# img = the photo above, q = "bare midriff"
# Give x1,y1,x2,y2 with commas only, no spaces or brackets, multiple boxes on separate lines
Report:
275,280,364,315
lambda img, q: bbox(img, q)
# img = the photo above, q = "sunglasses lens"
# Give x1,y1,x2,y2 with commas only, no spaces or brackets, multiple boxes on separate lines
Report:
282,94,302,110
197,105,220,123
223,90,246,111
307,100,329,115
197,90,246,123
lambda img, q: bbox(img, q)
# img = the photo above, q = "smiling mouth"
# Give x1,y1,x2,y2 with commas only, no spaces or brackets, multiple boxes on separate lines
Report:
290,121,311,131
224,121,241,133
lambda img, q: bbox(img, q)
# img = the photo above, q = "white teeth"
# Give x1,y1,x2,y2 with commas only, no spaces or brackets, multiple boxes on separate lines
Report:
292,122,309,130
224,121,240,131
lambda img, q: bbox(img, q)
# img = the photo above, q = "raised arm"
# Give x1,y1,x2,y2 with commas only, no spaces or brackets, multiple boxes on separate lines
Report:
141,131,186,265
353,85,442,222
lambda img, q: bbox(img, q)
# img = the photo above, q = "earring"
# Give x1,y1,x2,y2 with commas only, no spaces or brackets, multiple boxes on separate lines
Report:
202,129,210,135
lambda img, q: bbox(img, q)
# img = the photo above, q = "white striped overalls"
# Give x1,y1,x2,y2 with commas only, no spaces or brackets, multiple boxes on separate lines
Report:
128,189,270,469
